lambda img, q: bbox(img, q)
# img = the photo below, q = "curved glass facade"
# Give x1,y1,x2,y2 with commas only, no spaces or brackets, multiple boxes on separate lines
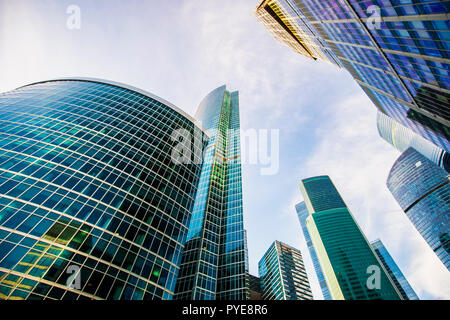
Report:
0,79,207,300
377,111,449,172
387,147,450,270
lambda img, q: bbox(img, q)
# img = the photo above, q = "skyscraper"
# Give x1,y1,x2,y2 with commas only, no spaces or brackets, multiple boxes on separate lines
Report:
174,86,249,300
387,147,450,270
0,78,208,300
258,240,313,300
299,175,401,300
295,201,331,300
255,0,450,151
371,239,419,300
377,111,449,172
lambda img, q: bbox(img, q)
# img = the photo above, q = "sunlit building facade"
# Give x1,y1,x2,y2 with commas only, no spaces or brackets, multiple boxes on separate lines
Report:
377,111,449,172
387,147,450,270
0,78,208,300
174,86,249,300
299,176,401,300
371,239,419,300
255,0,450,152
258,240,313,300
295,201,331,300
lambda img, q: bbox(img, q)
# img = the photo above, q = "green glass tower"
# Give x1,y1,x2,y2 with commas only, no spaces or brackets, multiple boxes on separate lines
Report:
174,86,248,300
299,176,401,300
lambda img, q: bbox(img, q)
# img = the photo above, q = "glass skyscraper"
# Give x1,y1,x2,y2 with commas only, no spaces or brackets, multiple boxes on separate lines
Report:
295,201,331,300
0,78,208,300
371,239,419,300
174,86,249,300
299,175,401,300
377,111,449,172
255,0,450,152
387,147,450,270
258,240,313,300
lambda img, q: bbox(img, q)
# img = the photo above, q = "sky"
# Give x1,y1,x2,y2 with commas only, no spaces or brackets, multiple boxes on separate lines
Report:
0,0,449,300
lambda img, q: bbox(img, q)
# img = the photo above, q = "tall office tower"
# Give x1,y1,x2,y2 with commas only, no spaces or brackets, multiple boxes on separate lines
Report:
258,240,313,300
387,147,450,270
299,176,401,300
295,202,331,300
174,86,248,300
249,274,263,300
255,0,450,151
371,239,419,300
0,78,208,300
377,111,449,172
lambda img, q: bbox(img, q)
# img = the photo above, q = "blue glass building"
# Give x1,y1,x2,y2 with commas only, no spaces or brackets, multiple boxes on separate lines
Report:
371,239,419,300
299,176,401,300
377,111,449,172
295,202,331,300
258,240,313,300
256,0,450,151
0,78,208,300
387,147,450,270
174,86,249,300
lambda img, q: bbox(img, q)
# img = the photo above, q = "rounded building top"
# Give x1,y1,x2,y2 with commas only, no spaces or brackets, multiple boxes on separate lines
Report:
17,77,210,136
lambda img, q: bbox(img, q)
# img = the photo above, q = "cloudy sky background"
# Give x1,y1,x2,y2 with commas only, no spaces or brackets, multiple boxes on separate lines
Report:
0,0,448,299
